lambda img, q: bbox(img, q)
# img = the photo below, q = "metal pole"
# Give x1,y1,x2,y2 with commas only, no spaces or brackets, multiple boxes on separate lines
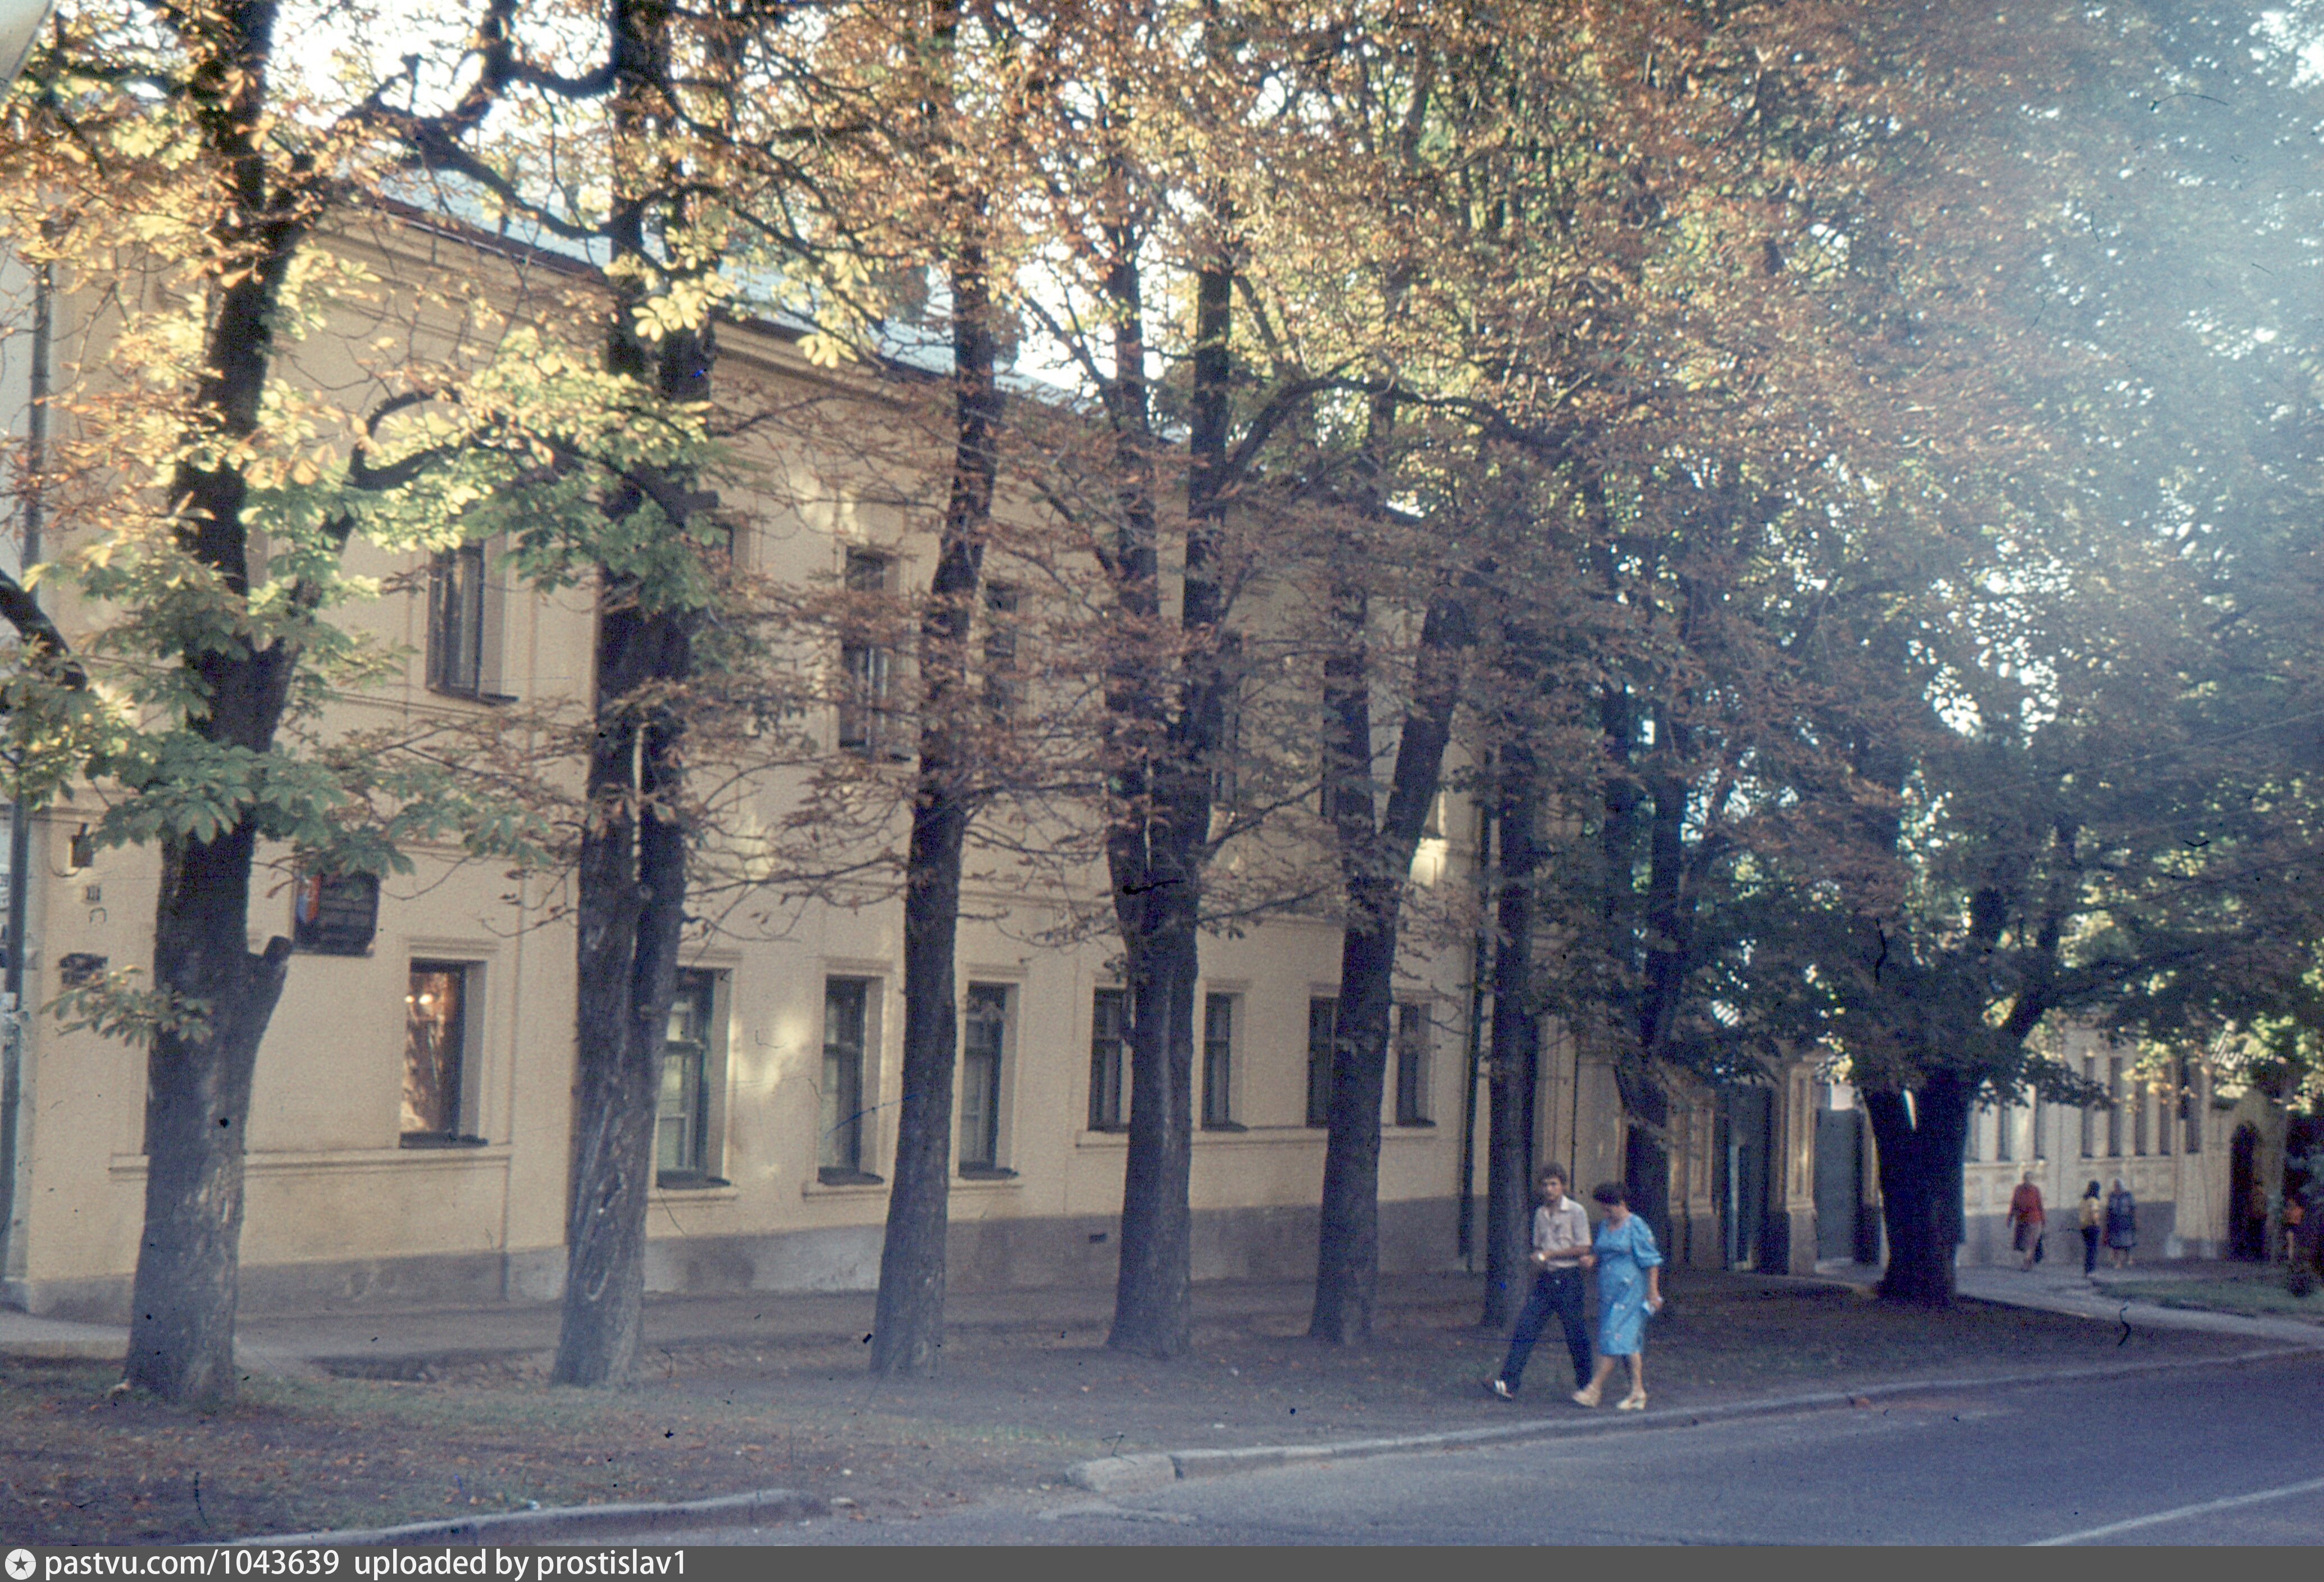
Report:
1456,795,1492,1267
1,258,51,1281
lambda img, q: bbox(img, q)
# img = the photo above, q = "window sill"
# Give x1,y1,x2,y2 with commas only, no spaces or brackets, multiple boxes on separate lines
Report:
1200,1121,1248,1134
956,1167,1022,1190
958,1165,1018,1181
1393,1117,1438,1130
804,1169,887,1198
426,684,519,706
654,1174,732,1193
1187,1125,1332,1147
399,1133,490,1149
110,1144,513,1177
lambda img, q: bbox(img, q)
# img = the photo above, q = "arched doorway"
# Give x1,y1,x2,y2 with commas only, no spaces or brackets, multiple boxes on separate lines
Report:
2230,1123,2266,1261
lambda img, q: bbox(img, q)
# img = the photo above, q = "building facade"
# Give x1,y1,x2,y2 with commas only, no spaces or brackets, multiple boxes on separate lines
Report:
0,224,2238,1322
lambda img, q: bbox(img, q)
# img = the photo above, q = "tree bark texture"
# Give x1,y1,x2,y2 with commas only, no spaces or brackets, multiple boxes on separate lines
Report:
549,0,714,1385
1110,920,1197,1356
126,825,293,1403
124,0,318,1402
1311,594,1466,1343
553,598,693,1386
1102,242,1232,1358
1864,1072,1970,1306
1480,752,1542,1329
871,243,1001,1379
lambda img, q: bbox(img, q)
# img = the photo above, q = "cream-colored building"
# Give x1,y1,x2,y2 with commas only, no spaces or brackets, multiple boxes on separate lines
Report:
0,221,1497,1320
0,222,2237,1321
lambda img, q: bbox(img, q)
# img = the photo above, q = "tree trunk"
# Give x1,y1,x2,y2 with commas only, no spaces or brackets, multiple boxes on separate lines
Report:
553,599,693,1386
125,822,293,1404
871,240,1001,1379
549,1,713,1384
124,541,304,1408
1311,594,1466,1342
1110,916,1197,1356
1481,751,1541,1329
1101,224,1229,1359
871,792,967,1376
1865,1072,1971,1307
115,0,320,1402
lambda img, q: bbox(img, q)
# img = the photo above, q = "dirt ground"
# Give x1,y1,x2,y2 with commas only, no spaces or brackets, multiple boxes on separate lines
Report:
1,1273,2257,1544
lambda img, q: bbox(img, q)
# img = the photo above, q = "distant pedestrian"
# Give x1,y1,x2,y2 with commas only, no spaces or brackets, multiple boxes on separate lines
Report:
2008,1170,2047,1271
1572,1183,1663,1412
2281,1193,2306,1265
2105,1178,2138,1268
2078,1180,2103,1275
1485,1166,1594,1402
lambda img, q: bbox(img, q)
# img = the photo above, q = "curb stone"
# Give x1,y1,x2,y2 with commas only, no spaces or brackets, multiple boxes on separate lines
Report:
235,1487,825,1547
1065,1454,1178,1495
1063,1342,2323,1494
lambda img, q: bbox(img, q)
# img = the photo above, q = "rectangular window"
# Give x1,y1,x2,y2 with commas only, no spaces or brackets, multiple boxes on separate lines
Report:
2134,1074,2150,1156
1395,1002,1432,1125
1307,998,1337,1128
1968,1105,1985,1162
1995,1098,2014,1162
2182,1057,2202,1153
403,961,477,1144
2107,1057,2124,1157
657,969,722,1185
821,977,878,1181
960,983,1010,1174
982,582,1021,722
2156,1070,2172,1156
1089,988,1127,1131
2081,1056,2097,1157
1202,993,1236,1129
426,540,508,698
2031,1096,2044,1160
839,549,898,758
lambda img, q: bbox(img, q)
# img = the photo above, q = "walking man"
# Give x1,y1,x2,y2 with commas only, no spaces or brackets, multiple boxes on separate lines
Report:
2008,1169,2047,1271
1487,1165,1594,1401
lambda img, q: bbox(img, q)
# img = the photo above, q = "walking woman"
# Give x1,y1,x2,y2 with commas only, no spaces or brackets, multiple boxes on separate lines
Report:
1573,1182,1664,1412
2078,1180,2103,1275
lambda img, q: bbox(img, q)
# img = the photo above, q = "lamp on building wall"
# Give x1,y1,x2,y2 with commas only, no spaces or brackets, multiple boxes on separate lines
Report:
0,0,51,87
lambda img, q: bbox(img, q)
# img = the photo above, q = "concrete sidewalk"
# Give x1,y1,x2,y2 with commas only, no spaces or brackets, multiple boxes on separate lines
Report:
0,1271,1487,1379
6,1258,2316,1381
1934,1259,2323,1347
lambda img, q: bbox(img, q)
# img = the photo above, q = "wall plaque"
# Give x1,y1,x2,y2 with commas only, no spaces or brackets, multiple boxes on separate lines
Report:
292,872,380,956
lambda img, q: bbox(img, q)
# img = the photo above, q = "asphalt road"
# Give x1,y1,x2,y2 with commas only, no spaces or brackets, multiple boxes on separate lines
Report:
633,1351,2324,1545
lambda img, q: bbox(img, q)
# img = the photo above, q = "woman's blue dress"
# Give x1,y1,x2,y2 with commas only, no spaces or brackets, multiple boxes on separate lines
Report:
1594,1214,1664,1357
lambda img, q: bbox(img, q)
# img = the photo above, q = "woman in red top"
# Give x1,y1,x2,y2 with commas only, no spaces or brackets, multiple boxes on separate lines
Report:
2008,1171,2047,1271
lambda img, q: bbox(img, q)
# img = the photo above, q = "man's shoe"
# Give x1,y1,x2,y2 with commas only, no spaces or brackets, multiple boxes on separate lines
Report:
1485,1378,1517,1401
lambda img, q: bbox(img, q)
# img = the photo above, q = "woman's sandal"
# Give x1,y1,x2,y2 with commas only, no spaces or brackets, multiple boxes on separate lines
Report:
1570,1385,1603,1408
1616,1392,1648,1411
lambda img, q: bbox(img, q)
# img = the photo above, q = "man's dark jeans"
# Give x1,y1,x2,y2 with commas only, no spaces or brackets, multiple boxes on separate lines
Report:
1498,1265,1592,1392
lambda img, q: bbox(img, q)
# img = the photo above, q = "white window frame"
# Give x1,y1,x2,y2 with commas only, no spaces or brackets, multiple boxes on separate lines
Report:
402,958,486,1146
657,967,730,1188
819,974,884,1183
959,980,1017,1177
